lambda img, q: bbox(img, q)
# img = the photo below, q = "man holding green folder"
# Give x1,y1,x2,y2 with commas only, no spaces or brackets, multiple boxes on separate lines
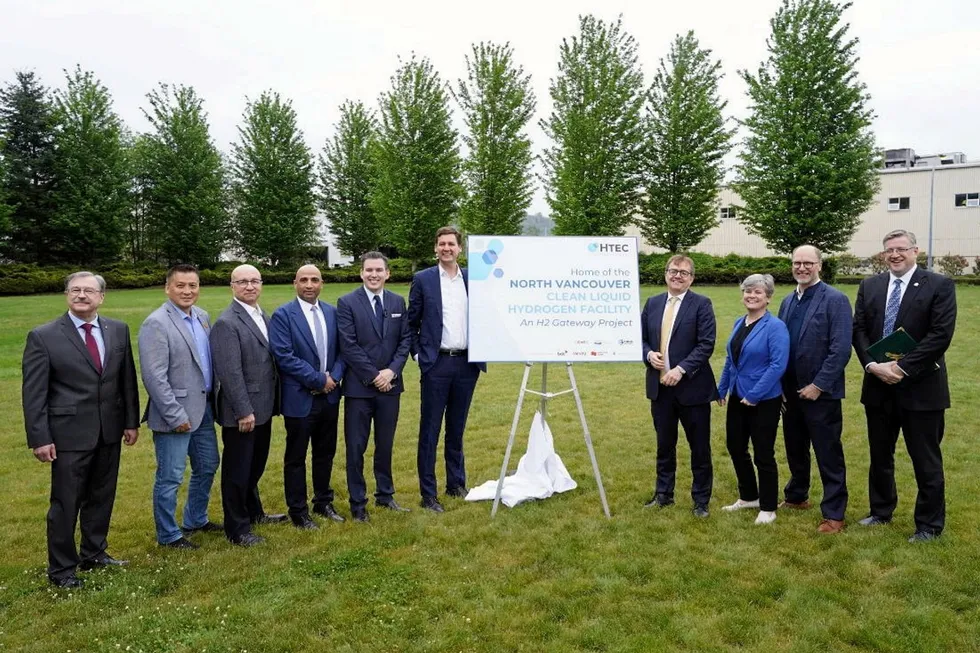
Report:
852,229,956,543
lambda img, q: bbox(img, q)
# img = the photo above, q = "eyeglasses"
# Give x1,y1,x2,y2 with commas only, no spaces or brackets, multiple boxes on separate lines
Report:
666,269,692,278
883,247,916,255
792,261,819,269
231,279,263,287
67,287,102,296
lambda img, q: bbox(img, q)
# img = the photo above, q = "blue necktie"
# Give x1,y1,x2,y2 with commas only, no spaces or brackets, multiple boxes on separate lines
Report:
882,278,902,337
373,294,384,333
311,305,327,373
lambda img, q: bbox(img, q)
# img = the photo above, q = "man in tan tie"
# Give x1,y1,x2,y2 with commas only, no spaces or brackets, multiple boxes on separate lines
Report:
640,255,719,517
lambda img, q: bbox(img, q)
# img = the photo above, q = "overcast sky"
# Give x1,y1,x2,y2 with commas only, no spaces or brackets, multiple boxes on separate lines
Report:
2,0,976,214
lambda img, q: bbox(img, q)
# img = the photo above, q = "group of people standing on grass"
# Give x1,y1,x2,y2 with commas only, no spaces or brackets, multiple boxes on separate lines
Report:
23,226,482,589
22,225,956,591
642,229,956,543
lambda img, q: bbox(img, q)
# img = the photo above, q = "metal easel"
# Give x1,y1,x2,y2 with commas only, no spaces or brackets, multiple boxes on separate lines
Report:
490,362,611,519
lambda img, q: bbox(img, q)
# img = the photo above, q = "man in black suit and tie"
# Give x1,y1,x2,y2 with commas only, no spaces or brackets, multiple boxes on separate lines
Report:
640,255,718,518
853,229,957,542
22,272,140,588
777,245,852,534
336,252,413,522
211,265,287,547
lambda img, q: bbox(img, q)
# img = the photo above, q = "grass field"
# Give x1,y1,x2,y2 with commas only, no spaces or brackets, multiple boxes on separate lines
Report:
1,282,978,653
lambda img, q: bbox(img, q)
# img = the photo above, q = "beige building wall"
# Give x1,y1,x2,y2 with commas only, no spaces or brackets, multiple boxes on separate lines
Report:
632,163,980,259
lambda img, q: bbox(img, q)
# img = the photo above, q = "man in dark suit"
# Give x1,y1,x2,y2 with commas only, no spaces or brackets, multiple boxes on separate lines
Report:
23,272,140,588
269,264,346,530
407,226,486,513
140,264,221,549
853,229,957,543
211,265,287,547
337,251,413,522
777,245,852,534
640,255,718,518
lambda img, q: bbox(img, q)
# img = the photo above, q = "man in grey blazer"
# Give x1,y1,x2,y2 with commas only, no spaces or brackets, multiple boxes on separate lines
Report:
211,265,286,547
139,264,220,549
23,271,140,589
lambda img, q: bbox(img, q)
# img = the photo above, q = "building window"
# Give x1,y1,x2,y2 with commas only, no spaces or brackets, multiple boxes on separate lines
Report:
955,192,980,208
720,206,737,219
887,197,910,211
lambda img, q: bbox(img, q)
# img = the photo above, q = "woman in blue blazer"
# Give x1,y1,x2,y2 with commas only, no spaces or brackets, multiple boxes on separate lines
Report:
717,274,789,525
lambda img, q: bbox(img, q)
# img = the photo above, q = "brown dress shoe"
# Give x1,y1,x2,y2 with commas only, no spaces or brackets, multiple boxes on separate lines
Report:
779,500,812,510
817,519,845,534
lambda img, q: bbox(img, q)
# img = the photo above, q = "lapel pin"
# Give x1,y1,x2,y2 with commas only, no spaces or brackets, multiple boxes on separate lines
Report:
913,282,919,287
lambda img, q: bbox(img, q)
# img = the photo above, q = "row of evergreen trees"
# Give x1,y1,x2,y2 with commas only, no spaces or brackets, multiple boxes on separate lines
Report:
0,0,879,269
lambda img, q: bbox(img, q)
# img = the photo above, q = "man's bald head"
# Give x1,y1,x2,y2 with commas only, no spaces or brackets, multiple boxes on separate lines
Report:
230,264,263,306
294,264,323,303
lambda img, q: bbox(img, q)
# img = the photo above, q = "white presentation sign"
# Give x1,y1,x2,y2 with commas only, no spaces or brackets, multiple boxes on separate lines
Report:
467,235,643,363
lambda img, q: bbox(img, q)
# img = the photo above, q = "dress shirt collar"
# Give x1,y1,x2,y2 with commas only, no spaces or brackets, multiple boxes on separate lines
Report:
167,299,195,317
889,265,917,287
68,312,99,328
234,297,262,317
439,263,461,281
665,290,687,304
362,286,384,304
296,296,319,311
795,280,821,300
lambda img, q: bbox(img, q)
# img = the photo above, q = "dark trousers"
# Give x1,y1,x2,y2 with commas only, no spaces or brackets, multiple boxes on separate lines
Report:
725,395,781,511
283,396,340,519
344,395,400,509
651,385,712,506
417,355,480,498
865,400,945,534
782,394,848,520
47,439,121,580
221,420,272,539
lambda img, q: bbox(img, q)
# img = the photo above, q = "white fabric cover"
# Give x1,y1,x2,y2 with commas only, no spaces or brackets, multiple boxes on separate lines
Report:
466,411,577,507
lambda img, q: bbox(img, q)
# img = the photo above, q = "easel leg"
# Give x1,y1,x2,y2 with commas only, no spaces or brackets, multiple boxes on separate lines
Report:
492,363,533,517
567,363,612,518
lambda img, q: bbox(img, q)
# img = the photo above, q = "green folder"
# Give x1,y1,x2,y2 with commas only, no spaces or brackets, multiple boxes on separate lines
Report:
866,327,939,370
866,327,918,364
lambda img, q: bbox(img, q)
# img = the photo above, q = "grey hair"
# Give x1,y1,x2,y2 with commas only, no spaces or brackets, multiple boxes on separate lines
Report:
65,271,106,293
740,273,775,298
882,229,917,247
791,244,822,262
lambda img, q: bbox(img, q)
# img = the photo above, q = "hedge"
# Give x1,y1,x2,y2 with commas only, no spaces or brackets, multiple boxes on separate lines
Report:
638,253,839,285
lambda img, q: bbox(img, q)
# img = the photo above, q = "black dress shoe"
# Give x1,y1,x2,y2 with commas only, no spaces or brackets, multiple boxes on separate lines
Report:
643,493,675,508
909,530,941,543
692,504,709,519
79,553,128,571
858,515,892,527
421,497,445,513
352,507,370,522
312,503,346,523
161,537,200,550
229,532,266,547
445,486,469,499
376,498,411,512
292,515,319,530
182,521,223,535
251,513,289,525
49,574,84,589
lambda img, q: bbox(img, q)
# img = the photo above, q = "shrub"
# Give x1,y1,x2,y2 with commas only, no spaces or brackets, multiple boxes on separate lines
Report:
936,253,969,276
835,253,862,275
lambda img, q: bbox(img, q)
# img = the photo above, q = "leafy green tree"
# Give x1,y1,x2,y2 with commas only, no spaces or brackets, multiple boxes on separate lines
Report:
0,70,57,263
735,0,879,254
318,101,380,257
540,15,645,236
454,42,536,236
140,84,228,266
371,54,462,268
231,91,317,266
640,32,734,253
126,133,155,264
49,66,130,265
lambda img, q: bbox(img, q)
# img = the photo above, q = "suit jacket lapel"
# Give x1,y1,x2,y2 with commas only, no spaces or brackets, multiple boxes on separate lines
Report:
669,294,691,341
233,301,268,347
166,303,203,371
60,314,100,374
738,313,769,365
797,284,825,340
429,269,443,322
649,296,666,349
98,316,113,371
357,290,382,338
895,268,927,329
291,300,317,352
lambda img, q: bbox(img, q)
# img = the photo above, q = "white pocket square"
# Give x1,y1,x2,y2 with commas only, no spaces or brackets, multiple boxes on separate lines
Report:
391,313,402,318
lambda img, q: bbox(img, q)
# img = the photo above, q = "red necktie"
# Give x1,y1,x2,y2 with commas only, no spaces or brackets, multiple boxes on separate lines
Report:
81,323,103,374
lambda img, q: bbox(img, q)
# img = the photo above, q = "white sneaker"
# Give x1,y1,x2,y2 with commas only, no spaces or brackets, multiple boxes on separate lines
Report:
755,510,777,525
721,498,760,512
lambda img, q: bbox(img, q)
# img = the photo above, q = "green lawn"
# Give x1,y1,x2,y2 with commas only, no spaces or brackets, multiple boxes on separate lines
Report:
1,283,978,652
